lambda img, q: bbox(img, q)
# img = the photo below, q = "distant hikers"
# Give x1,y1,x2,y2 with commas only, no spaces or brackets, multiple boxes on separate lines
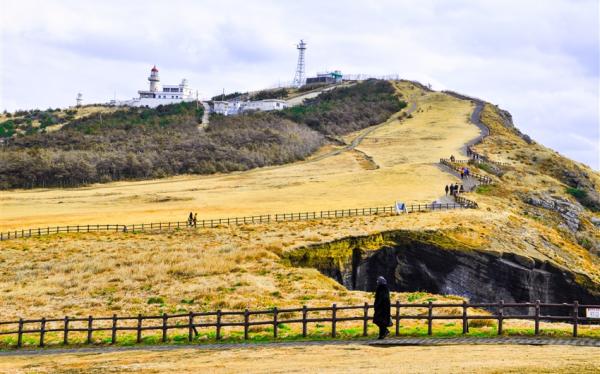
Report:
188,212,193,227
373,276,391,339
445,185,449,195
193,213,198,227
460,168,465,179
460,184,465,193
450,155,455,162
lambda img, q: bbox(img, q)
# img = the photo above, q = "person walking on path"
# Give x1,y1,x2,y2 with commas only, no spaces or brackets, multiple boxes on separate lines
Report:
445,185,449,195
450,155,455,162
193,213,198,227
460,185,465,193
373,276,391,339
188,212,193,227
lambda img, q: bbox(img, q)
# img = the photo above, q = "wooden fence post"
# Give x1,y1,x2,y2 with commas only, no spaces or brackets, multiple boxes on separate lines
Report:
573,301,579,337
462,301,468,334
63,316,69,345
39,317,46,347
302,305,308,337
87,315,93,344
395,300,400,336
137,314,143,343
273,307,278,338
17,318,23,348
244,309,249,340
111,314,117,344
188,312,194,342
216,310,222,340
331,304,337,338
534,300,540,335
363,302,369,336
497,300,503,335
427,301,433,335
162,313,168,342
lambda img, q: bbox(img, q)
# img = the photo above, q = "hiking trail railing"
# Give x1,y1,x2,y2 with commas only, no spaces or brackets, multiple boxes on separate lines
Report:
1,300,597,348
440,159,493,185
0,203,473,242
466,146,511,167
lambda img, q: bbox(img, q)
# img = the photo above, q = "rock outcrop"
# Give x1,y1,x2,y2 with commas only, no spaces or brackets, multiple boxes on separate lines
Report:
287,231,600,314
525,193,583,232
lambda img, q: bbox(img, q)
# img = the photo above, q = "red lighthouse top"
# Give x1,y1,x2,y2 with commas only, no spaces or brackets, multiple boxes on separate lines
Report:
151,65,159,72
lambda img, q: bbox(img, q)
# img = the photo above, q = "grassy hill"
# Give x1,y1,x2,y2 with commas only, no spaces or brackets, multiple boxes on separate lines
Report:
0,80,599,348
0,80,404,189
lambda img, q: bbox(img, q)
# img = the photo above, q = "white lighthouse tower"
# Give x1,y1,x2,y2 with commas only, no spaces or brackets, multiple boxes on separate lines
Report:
148,65,161,92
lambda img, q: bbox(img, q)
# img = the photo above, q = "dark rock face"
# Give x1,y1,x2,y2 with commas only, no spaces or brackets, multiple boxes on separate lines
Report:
290,234,600,314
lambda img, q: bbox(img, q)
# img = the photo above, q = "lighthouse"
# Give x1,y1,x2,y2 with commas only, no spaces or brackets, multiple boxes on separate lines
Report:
148,65,161,92
124,65,197,107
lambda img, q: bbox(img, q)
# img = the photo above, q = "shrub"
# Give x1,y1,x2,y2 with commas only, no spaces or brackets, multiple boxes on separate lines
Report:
566,187,587,200
147,296,165,305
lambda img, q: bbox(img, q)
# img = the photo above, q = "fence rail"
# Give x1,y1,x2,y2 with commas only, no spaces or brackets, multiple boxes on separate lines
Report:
1,300,597,348
466,146,511,167
440,159,493,184
0,203,472,242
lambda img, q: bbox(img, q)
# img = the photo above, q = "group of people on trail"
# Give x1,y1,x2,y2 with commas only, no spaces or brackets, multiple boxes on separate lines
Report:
460,166,470,179
467,147,483,161
445,183,464,196
187,212,198,227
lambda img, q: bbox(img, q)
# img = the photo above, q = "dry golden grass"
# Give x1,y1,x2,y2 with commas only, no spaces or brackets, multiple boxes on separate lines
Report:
2,344,600,373
0,82,478,231
0,213,482,319
1,207,598,321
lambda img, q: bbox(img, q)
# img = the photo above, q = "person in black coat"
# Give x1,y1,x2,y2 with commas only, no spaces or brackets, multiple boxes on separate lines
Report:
373,276,391,339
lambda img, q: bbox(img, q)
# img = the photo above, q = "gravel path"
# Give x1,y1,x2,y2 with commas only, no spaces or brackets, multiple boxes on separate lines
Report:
198,101,210,130
2,336,598,357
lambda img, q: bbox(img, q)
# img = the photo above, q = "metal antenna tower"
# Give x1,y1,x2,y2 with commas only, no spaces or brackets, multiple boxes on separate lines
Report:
76,93,83,107
292,39,307,87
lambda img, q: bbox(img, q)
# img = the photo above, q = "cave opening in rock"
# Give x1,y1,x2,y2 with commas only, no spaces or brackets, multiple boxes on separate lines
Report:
286,231,600,314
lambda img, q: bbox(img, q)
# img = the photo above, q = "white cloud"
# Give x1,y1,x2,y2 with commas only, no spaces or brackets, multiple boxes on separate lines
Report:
1,0,598,168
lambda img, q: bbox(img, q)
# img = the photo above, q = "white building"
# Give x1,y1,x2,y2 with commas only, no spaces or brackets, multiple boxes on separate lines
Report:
112,66,198,108
212,99,288,116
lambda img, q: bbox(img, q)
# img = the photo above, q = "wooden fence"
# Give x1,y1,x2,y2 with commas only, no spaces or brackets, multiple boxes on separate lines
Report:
0,203,472,241
454,195,478,209
1,300,597,348
466,147,511,167
440,158,493,185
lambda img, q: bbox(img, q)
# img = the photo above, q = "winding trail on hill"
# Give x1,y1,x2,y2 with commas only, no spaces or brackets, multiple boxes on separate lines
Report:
1,337,598,357
308,98,417,164
434,96,490,204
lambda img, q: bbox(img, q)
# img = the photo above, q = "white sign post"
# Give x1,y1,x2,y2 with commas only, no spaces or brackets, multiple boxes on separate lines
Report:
395,201,407,215
586,308,600,319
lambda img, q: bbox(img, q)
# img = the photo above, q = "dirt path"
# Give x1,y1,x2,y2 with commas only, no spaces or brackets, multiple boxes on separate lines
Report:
2,338,599,374
199,101,210,130
1,336,598,358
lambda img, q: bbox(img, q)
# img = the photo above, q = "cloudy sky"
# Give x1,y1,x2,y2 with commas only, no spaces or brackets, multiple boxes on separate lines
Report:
1,0,598,169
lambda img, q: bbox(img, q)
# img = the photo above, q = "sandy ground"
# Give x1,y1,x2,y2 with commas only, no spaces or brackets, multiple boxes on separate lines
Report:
0,84,479,231
2,344,599,373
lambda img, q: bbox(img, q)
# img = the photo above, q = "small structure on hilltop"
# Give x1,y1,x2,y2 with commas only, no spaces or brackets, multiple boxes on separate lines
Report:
76,93,83,107
212,98,288,116
111,65,198,108
306,70,343,85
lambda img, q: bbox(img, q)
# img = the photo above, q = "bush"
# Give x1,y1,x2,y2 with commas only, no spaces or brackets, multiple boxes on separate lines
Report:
566,187,587,200
2,80,402,189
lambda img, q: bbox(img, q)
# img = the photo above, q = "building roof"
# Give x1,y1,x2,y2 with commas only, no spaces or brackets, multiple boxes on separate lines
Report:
151,65,159,72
